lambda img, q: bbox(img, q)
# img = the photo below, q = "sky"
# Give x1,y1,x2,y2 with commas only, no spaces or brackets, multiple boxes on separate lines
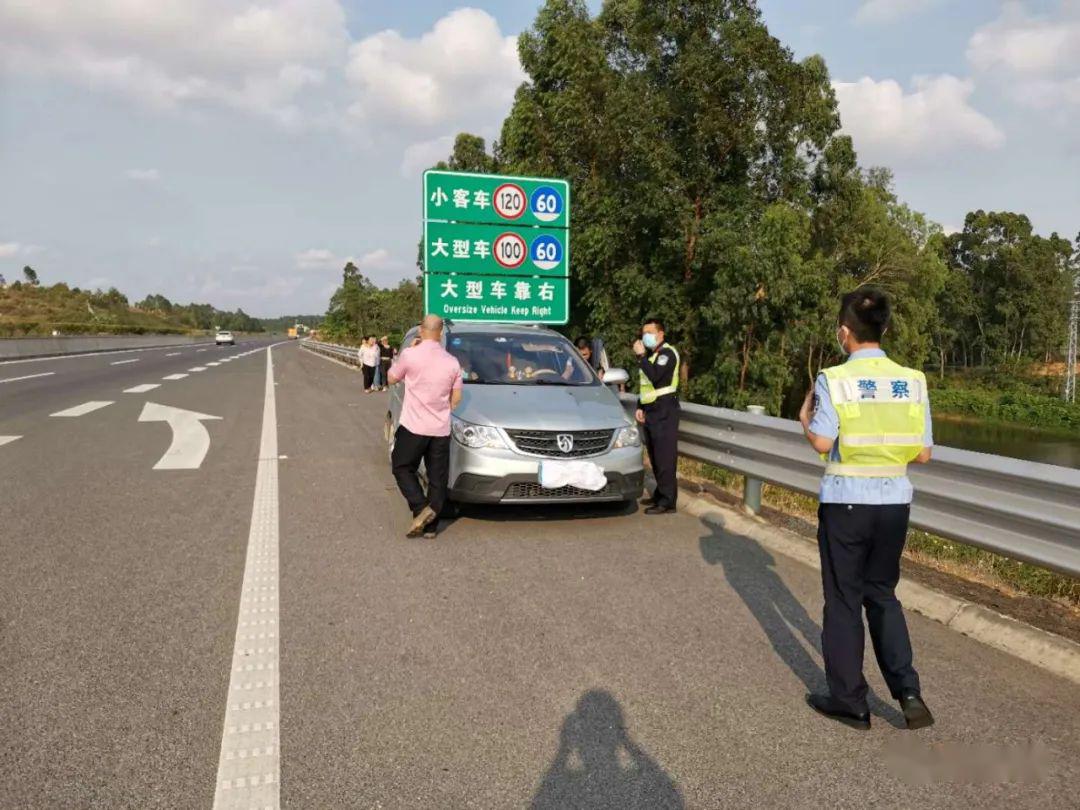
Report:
1,0,1077,317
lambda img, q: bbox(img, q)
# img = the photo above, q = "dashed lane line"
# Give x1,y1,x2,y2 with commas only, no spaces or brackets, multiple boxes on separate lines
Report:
0,343,216,367
0,371,56,384
124,383,161,394
212,347,280,808
50,401,113,418
166,352,182,357
190,367,208,372
207,362,221,367
110,359,140,365
0,436,21,447
163,373,188,381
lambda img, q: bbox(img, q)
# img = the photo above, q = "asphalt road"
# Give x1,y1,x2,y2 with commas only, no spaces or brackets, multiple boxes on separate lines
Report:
2,341,1078,809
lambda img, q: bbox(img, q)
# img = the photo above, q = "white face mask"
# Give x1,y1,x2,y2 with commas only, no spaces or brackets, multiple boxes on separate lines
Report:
836,327,849,356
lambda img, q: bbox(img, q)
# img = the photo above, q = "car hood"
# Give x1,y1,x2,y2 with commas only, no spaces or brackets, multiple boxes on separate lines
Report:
457,385,629,431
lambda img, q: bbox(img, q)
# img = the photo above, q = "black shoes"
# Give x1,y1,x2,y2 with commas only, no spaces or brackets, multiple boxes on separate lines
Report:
899,690,935,729
640,495,656,506
806,694,871,730
644,504,675,515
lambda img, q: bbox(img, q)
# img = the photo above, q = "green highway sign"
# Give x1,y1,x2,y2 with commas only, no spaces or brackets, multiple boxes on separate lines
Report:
423,221,569,277
424,170,570,229
424,274,569,325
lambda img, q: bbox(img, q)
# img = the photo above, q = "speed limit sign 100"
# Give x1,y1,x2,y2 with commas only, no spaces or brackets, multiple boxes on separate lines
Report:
493,232,528,269
493,183,527,220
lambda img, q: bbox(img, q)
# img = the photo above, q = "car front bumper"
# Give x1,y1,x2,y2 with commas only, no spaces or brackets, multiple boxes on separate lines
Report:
448,442,644,504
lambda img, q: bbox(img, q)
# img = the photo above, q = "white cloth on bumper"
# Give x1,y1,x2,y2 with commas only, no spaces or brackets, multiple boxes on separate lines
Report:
539,460,607,491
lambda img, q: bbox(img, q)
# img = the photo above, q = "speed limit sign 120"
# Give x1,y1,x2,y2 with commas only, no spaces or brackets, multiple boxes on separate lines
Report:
493,183,527,220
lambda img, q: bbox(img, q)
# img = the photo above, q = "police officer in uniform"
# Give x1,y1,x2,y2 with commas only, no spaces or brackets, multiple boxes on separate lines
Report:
634,318,680,515
799,287,935,730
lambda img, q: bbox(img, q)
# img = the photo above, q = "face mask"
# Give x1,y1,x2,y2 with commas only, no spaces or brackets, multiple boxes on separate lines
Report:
642,333,659,350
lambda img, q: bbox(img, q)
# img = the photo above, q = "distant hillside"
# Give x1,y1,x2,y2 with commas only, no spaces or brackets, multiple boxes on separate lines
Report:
0,277,265,337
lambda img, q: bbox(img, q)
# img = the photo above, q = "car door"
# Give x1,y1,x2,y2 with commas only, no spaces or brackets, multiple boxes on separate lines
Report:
386,328,418,446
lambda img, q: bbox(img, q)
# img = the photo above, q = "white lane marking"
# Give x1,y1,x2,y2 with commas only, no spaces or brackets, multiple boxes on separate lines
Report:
0,436,21,447
0,371,56,384
207,362,221,367
124,383,161,393
110,359,140,365
197,349,208,353
190,366,207,372
163,373,188,381
213,347,279,809
0,343,216,367
50,401,113,417
138,402,222,469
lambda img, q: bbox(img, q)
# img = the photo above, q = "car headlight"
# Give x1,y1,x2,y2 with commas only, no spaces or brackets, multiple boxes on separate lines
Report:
451,417,507,449
613,424,641,448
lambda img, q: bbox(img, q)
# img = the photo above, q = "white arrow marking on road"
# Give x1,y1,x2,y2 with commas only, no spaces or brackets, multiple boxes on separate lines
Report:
0,436,21,447
0,371,55,384
138,402,222,470
163,373,188,380
124,383,161,393
51,401,113,417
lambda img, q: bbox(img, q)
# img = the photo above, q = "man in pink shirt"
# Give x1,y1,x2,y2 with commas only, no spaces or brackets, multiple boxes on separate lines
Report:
387,315,464,538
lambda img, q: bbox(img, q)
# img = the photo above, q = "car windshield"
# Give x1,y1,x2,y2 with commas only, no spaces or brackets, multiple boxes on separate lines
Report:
447,332,597,386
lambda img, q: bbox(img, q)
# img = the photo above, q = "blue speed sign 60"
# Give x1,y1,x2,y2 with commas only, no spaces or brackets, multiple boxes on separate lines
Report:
530,185,564,224
531,233,564,271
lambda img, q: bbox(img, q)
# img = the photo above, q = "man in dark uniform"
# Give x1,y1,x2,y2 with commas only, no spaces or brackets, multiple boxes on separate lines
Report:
634,318,680,515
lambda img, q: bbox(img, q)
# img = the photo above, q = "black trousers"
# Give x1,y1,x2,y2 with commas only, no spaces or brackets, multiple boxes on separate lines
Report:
642,398,679,508
362,364,376,390
391,425,450,519
817,503,921,713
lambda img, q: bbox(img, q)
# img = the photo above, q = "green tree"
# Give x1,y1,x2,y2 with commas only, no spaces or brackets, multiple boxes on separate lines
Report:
23,265,39,286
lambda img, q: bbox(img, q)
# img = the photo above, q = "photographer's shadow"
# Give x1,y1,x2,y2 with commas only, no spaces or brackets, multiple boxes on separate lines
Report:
531,690,684,810
699,521,905,727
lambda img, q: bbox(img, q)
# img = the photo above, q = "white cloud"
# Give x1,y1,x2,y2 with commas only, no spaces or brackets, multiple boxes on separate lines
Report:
967,1,1080,108
0,241,43,258
125,168,160,182
295,247,391,273
856,0,938,25
0,1,349,125
358,248,391,268
833,75,1005,165
400,134,456,177
346,8,524,130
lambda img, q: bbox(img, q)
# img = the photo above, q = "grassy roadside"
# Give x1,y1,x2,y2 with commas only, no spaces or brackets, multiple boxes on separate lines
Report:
927,367,1080,433
679,458,1080,608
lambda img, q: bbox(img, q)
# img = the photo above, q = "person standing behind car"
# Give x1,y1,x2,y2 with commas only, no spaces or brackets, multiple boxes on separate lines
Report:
379,336,396,391
359,336,379,393
633,318,680,515
387,316,463,538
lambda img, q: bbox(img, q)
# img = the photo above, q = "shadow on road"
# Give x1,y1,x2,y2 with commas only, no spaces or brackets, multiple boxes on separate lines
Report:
531,690,684,810
698,518,905,728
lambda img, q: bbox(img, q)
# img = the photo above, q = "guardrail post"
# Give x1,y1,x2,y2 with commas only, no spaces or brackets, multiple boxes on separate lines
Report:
743,405,766,515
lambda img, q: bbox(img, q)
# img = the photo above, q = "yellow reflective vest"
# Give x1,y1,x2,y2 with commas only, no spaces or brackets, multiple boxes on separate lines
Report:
639,345,680,405
821,356,927,477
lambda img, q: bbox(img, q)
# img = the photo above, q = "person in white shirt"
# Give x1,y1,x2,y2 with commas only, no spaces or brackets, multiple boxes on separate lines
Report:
359,336,380,393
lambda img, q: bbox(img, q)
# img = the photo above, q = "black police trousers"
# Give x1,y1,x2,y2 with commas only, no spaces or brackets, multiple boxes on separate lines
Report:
817,503,921,714
642,397,679,509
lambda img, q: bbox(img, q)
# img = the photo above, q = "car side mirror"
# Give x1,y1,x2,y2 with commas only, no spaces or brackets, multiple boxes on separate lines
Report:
602,368,629,386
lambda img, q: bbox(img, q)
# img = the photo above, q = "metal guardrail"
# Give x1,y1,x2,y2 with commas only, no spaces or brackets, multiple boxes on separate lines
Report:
619,395,1080,578
301,339,362,366
301,338,1080,577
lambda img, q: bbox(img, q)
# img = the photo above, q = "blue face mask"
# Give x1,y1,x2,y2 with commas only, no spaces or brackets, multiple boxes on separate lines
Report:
642,332,659,350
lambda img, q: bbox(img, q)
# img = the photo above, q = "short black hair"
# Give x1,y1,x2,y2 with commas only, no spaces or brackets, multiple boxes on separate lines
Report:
643,317,664,333
838,287,891,343
575,336,591,349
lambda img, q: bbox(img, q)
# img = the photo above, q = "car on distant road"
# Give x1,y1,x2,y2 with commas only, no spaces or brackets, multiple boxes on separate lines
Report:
215,330,235,346
386,322,643,509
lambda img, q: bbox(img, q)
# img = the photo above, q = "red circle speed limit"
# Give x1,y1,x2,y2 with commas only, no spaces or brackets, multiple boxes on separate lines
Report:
493,183,527,219
493,232,527,268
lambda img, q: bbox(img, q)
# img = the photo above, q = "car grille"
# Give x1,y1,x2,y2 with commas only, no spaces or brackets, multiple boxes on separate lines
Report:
503,481,621,500
504,428,614,458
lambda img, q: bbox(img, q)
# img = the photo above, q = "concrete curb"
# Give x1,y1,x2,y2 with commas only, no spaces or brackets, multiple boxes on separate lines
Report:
680,490,1080,687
